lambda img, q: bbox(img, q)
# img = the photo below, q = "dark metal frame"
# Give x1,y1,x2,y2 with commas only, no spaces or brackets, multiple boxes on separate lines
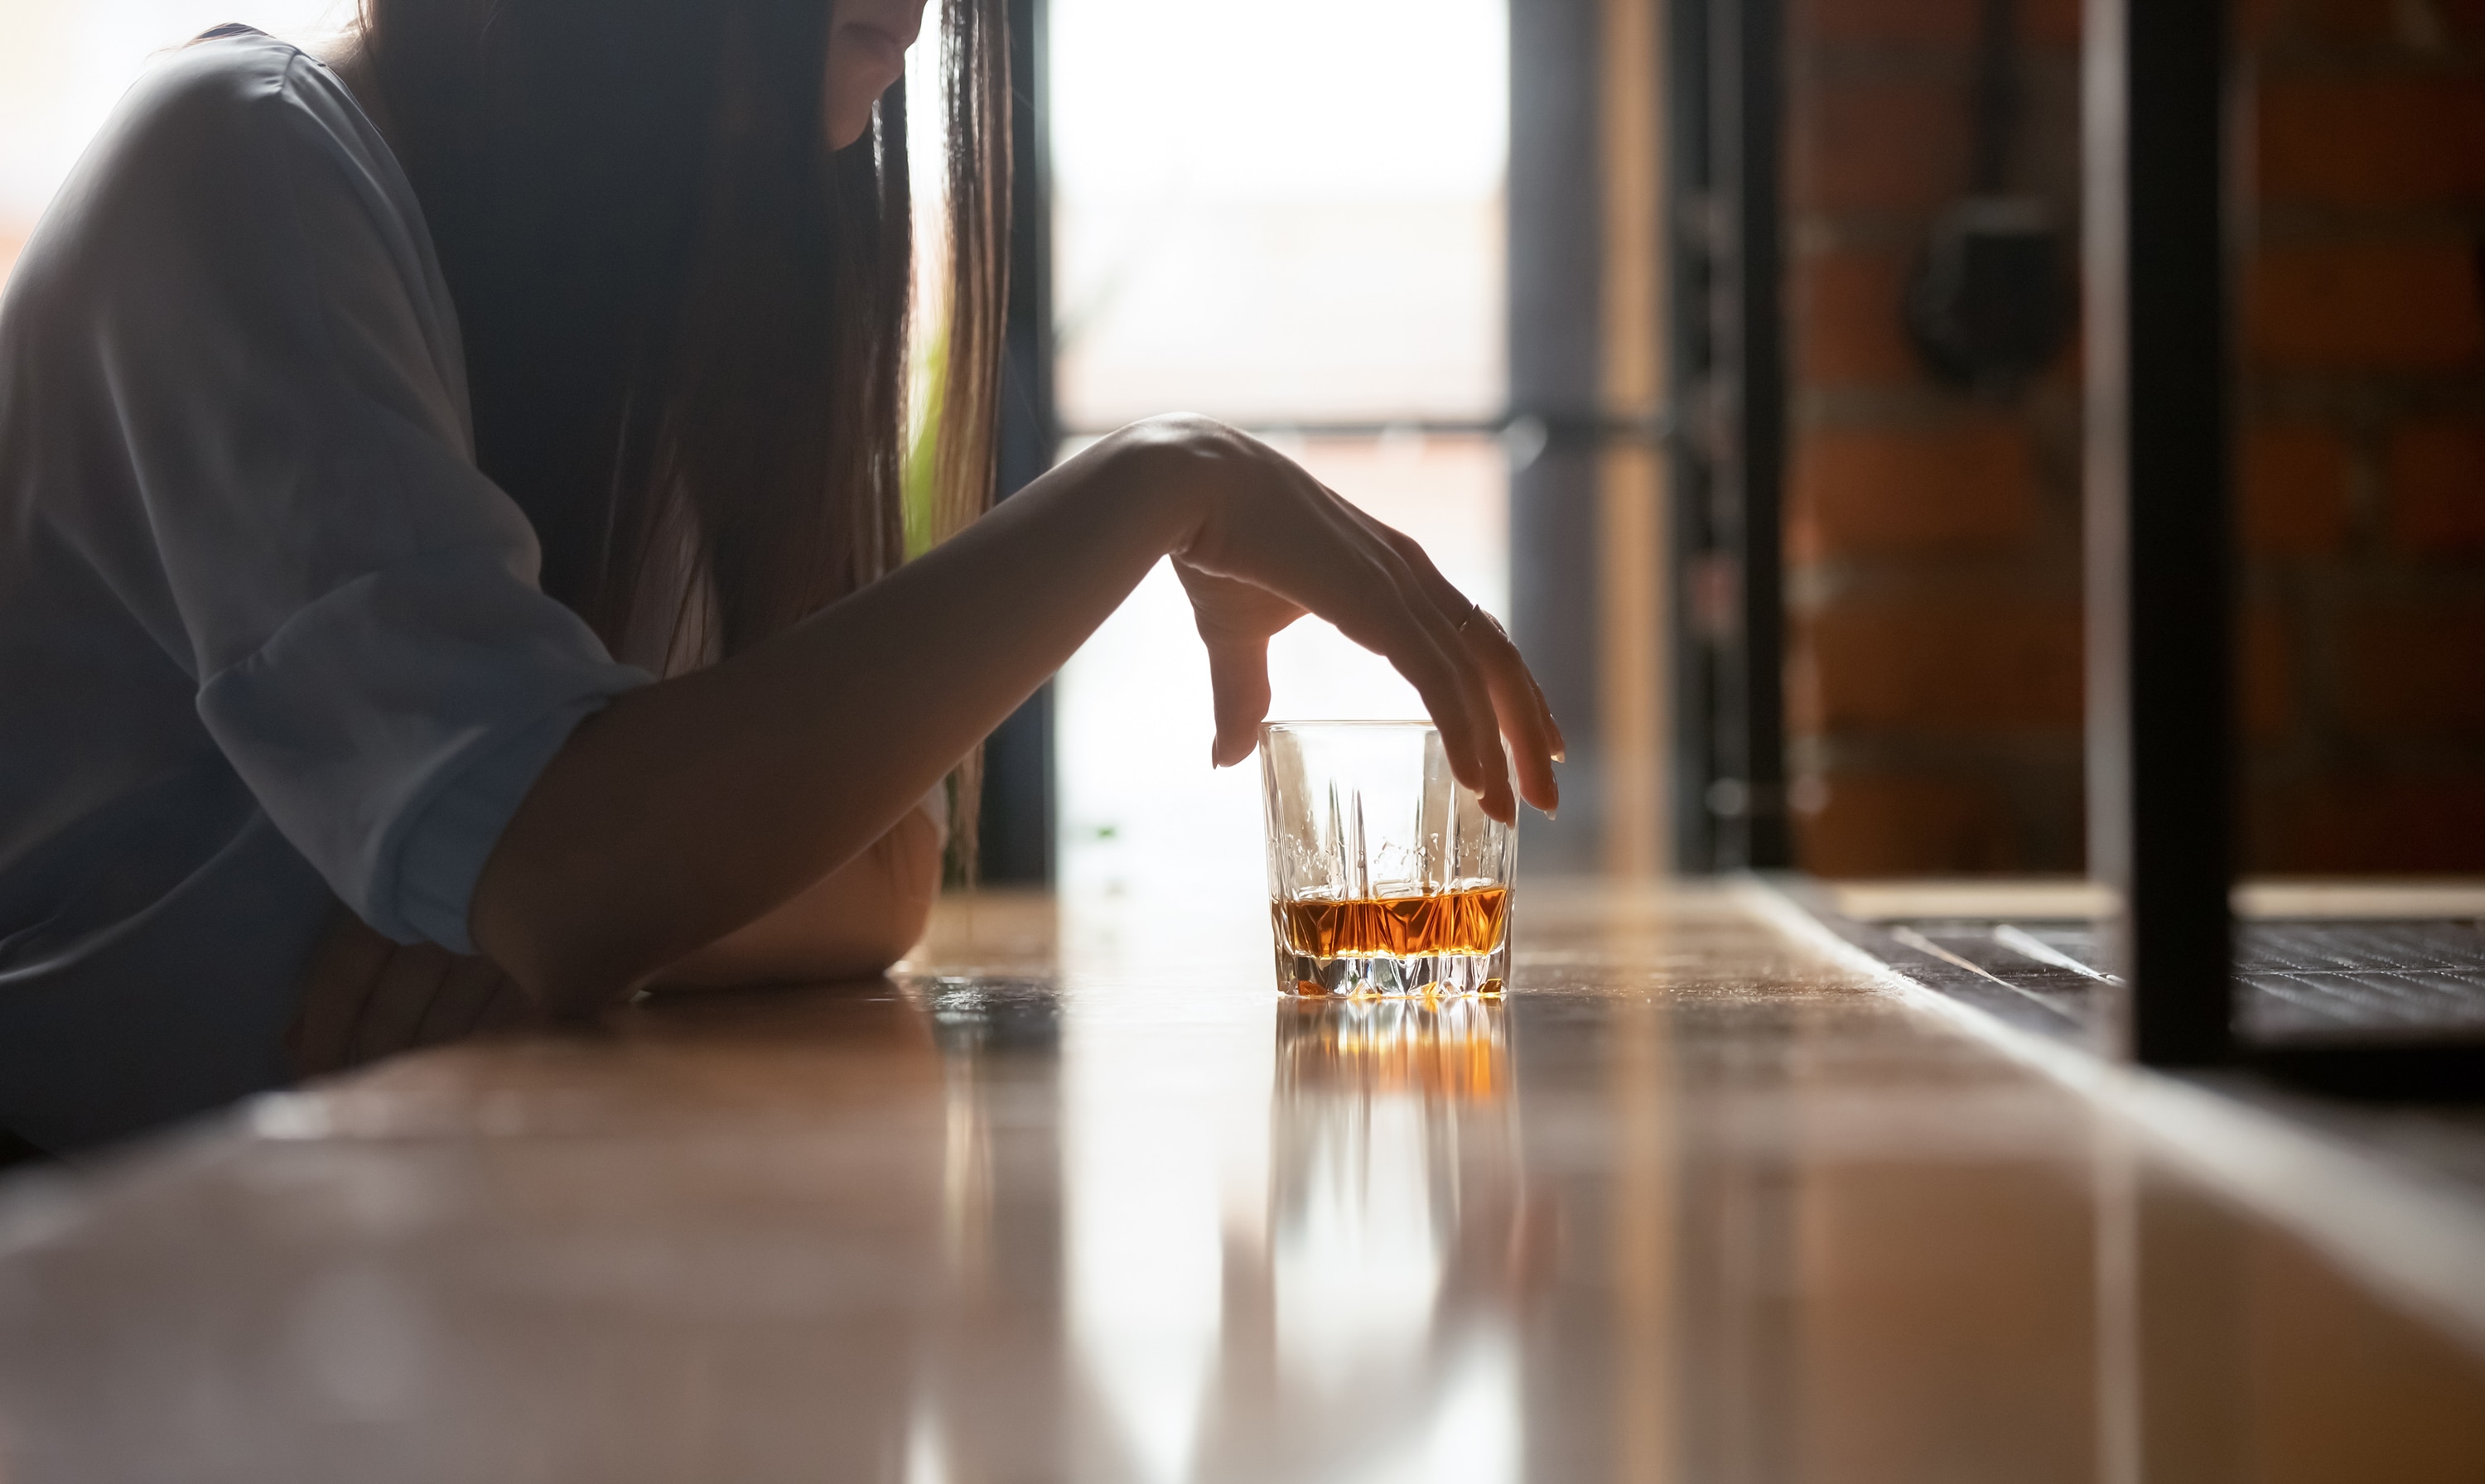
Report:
977,0,1060,884
1665,0,1793,874
1683,0,2481,1090
1657,0,2241,1061
2082,0,2235,1064
1508,0,1614,874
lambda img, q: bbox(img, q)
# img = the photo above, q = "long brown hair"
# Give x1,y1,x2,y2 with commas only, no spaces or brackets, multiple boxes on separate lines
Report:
358,0,1007,774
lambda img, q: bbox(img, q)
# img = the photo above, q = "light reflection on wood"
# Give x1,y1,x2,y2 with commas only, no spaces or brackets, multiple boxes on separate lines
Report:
0,884,2480,1480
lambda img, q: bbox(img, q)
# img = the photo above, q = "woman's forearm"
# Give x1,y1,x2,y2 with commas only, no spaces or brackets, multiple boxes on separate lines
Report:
472,426,1198,1011
647,801,944,990
473,414,1565,1014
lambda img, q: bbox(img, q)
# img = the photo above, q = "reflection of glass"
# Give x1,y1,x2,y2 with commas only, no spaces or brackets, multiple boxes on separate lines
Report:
1270,996,1527,1318
1241,995,1532,1473
1275,994,1509,1103
1261,721,1518,998
897,974,1075,1478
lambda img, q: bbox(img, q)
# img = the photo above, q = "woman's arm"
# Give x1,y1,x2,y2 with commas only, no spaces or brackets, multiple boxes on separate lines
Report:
288,912,539,1076
288,802,936,1076
649,801,943,990
471,417,1564,1014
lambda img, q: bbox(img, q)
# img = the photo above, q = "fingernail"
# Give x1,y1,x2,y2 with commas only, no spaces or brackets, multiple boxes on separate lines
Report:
1551,749,1566,764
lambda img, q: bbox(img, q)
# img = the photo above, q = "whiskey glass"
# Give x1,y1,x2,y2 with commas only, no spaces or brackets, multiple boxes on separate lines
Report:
1258,720,1518,997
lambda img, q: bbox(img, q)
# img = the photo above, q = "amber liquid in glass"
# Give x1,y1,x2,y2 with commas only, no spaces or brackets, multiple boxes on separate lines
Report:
1273,885,1511,959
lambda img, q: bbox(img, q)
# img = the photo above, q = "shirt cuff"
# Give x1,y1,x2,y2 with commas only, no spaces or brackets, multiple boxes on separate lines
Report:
389,695,612,954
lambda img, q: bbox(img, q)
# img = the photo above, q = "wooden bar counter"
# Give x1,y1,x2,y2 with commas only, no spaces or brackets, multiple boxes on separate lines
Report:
2,882,2483,1481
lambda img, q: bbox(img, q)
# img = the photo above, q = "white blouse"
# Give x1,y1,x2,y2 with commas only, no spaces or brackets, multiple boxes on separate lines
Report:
0,28,653,1149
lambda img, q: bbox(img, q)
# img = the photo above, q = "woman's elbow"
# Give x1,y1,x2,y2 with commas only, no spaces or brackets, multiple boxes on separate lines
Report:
491,924,665,1019
872,887,937,974
477,802,944,1002
872,805,944,966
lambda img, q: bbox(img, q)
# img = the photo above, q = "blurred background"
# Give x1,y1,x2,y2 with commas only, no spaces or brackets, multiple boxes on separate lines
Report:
1775,0,2484,878
0,2,350,269
1047,0,1514,911
4,7,2483,1475
4,0,2481,889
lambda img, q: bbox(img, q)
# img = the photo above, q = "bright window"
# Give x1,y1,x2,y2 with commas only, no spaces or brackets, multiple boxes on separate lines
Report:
0,2,355,287
1049,0,1512,906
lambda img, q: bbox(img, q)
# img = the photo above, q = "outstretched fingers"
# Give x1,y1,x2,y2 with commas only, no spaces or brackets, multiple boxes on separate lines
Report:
1460,610,1563,815
1177,562,1305,768
1376,566,1514,822
1180,450,1554,824
1365,523,1561,818
1282,509,1521,822
1204,630,1275,768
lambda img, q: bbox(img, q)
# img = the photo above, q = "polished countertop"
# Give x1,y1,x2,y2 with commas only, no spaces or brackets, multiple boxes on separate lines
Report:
2,881,2483,1482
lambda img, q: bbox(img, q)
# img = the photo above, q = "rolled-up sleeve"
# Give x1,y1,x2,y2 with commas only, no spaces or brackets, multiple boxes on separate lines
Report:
195,546,643,950
68,44,650,949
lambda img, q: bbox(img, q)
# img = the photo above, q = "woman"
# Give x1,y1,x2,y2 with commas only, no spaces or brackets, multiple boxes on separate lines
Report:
0,0,1561,1153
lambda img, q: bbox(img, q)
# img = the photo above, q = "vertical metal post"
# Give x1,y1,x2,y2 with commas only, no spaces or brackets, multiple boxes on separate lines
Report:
979,0,1059,883
2082,0,2233,1062
1708,0,1791,870
1663,0,1718,871
1509,0,1609,874
1663,0,1789,874
1731,0,1789,871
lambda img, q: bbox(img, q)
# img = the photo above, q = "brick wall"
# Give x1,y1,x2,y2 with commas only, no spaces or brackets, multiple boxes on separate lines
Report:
1783,0,2091,874
1783,0,2485,875
2241,0,2485,870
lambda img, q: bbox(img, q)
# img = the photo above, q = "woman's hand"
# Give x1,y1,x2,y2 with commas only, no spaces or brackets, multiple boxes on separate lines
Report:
1121,417,1564,822
287,910,540,1077
472,413,1565,1014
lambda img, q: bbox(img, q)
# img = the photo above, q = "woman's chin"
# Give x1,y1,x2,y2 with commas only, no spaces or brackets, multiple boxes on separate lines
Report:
823,60,904,151
823,88,885,151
